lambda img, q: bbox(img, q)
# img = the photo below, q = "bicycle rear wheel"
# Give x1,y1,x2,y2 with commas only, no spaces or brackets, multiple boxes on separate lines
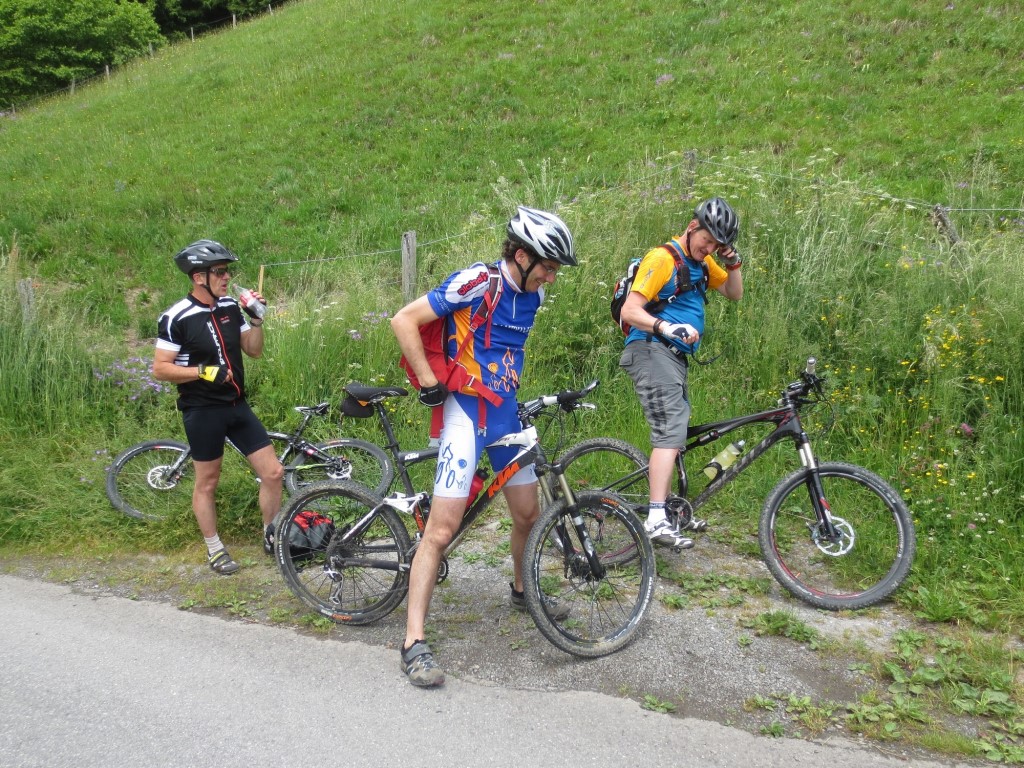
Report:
285,438,393,497
759,462,916,610
275,480,410,625
523,491,655,658
557,438,649,511
105,440,192,521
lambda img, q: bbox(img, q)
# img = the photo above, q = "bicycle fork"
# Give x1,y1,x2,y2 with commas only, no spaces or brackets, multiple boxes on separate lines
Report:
796,436,848,551
549,470,607,581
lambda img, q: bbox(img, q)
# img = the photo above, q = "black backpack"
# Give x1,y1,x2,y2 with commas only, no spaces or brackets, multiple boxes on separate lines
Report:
610,239,708,335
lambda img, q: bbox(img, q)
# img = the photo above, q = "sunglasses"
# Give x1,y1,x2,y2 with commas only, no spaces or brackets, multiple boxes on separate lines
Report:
208,267,233,278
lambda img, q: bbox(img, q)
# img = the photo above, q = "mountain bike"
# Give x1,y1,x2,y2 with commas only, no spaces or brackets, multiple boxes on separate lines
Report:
105,402,392,521
274,381,656,658
556,358,916,611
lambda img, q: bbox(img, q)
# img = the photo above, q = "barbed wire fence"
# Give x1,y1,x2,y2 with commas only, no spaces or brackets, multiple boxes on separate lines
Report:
252,150,1024,304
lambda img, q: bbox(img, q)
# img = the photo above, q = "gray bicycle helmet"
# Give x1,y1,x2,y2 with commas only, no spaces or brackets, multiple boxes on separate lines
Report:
694,198,739,246
173,239,239,275
507,206,577,266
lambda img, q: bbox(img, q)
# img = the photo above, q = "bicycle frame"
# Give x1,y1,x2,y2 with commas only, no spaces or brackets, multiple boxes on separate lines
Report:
331,385,607,579
611,359,843,542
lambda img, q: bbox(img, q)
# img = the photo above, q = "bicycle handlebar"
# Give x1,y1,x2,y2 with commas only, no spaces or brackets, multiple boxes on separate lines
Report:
519,379,600,419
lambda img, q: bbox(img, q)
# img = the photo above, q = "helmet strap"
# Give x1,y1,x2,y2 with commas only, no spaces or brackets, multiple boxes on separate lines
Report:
512,248,539,288
195,269,220,306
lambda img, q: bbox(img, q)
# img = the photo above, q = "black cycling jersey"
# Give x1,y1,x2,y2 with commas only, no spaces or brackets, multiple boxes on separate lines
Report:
156,294,250,409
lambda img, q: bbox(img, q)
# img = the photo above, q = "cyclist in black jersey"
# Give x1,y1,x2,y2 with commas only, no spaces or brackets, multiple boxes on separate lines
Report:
151,240,283,575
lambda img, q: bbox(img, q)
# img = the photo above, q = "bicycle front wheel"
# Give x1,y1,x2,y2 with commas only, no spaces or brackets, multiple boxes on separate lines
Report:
275,480,410,625
105,440,192,521
523,491,655,658
285,438,393,498
759,462,916,611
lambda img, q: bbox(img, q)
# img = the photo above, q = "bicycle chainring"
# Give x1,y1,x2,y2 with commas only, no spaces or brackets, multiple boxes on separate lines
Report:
666,495,695,530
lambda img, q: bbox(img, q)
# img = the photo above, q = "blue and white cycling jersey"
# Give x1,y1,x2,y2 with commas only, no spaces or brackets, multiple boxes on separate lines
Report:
425,260,543,399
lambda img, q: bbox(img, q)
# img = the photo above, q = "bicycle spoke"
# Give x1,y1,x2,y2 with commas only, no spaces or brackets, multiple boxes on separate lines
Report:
760,463,915,610
276,481,410,624
524,492,655,657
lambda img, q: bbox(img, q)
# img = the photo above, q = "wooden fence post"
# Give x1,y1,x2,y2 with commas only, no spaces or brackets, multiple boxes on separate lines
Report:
402,231,417,305
268,4,274,14
190,27,195,41
930,205,961,246
683,149,698,199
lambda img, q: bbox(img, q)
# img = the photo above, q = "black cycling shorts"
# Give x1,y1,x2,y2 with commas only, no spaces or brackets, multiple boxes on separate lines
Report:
181,401,272,462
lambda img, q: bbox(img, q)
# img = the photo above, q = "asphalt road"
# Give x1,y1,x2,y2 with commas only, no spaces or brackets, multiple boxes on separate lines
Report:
0,574,967,768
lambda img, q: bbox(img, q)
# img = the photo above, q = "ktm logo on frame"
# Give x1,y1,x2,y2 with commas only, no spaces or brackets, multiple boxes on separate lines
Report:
487,461,522,498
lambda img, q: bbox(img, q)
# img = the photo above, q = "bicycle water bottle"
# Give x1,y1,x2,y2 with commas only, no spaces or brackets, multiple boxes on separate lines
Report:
230,282,267,319
465,468,489,510
703,440,745,481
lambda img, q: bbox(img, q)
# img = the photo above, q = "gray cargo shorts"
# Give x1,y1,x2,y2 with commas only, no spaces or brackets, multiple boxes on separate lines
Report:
620,340,690,450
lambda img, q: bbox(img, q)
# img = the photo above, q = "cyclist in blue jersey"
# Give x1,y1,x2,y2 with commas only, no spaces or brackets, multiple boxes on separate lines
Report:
619,198,744,549
152,240,283,576
391,207,577,687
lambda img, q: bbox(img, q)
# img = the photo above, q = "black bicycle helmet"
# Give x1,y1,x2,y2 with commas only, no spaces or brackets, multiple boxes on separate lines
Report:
507,206,577,266
173,239,239,275
694,198,739,246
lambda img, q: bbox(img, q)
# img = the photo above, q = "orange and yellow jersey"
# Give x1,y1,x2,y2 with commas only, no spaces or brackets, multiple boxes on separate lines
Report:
625,235,727,354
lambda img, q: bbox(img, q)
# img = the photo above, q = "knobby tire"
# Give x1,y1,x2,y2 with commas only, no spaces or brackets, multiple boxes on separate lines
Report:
523,491,655,658
759,462,915,610
105,440,192,521
275,480,410,625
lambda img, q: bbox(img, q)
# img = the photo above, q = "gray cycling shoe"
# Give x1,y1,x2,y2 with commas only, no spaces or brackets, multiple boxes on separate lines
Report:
510,582,570,622
208,548,240,575
401,640,445,687
644,520,694,550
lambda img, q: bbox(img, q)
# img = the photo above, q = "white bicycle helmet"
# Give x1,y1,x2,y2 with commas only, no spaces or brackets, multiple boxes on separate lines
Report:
507,206,577,266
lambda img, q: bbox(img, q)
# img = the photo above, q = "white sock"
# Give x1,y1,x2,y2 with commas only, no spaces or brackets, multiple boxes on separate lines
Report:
646,501,667,528
204,534,224,557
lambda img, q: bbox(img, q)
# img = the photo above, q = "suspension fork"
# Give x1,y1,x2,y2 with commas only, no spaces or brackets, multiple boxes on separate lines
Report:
548,467,607,581
795,433,841,540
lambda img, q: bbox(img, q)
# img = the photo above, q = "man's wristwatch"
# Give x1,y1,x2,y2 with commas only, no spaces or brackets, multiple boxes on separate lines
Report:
249,317,264,327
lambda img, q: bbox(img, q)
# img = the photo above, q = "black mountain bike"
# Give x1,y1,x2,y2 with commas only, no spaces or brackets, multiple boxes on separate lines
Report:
556,358,916,611
105,402,392,521
274,382,656,658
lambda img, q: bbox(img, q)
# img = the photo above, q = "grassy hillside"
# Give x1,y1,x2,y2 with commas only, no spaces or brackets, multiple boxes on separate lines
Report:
1,3,1023,752
1,0,1021,322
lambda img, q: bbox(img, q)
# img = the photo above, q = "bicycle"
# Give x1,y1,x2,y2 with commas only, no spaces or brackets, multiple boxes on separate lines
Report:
274,381,656,658
105,402,392,521
555,358,916,611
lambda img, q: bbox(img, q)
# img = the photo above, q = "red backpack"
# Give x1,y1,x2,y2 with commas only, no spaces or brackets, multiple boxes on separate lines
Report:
400,265,504,438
